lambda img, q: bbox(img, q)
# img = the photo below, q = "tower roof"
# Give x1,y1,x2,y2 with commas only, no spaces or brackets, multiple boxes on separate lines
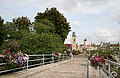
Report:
72,32,76,37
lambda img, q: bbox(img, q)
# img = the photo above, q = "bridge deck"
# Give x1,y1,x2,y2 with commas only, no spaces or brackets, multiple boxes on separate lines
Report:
0,54,97,78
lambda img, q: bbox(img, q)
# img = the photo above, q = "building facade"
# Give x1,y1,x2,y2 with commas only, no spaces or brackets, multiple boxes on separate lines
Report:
72,32,77,51
64,32,80,52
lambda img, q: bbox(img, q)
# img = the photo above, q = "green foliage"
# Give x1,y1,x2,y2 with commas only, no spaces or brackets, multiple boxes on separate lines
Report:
35,7,71,42
0,8,68,54
4,22,17,39
34,19,55,34
4,21,30,40
0,16,6,46
4,22,16,33
2,19,66,54
116,68,120,78
0,8,70,71
13,16,31,30
1,40,20,52
89,47,118,59
18,33,66,54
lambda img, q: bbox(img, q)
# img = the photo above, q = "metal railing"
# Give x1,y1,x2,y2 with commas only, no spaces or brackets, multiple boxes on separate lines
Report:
99,59,120,78
0,53,69,74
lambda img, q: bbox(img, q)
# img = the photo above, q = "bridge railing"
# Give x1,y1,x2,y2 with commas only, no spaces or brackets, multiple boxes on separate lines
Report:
0,53,69,74
98,59,120,78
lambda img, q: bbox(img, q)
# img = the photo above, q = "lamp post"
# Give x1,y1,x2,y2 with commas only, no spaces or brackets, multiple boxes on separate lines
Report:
83,39,87,55
88,35,91,57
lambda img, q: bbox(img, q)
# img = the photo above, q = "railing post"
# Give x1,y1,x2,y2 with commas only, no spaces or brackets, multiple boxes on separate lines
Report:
52,54,54,63
63,54,64,60
99,67,102,78
87,60,90,78
66,53,68,59
108,63,111,78
42,54,44,65
27,59,28,70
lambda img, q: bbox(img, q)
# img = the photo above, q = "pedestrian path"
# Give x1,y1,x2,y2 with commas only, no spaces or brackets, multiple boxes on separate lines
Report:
89,63,99,78
0,54,97,78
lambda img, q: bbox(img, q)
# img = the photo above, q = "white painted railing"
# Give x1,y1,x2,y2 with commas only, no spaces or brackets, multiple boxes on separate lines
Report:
98,59,120,78
0,53,69,74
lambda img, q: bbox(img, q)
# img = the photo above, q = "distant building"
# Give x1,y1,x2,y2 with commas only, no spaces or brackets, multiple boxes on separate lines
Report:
99,42,120,52
64,32,80,52
90,44,100,50
72,32,77,51
79,44,100,52
110,43,120,52
64,44,72,50
100,42,110,50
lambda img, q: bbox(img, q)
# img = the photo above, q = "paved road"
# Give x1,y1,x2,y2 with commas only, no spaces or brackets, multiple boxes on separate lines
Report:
0,54,95,78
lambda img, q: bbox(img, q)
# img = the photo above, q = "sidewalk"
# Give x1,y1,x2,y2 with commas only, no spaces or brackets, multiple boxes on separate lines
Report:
89,61,99,78
0,54,89,78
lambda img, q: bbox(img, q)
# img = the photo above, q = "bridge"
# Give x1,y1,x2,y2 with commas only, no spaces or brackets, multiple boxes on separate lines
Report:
0,54,98,78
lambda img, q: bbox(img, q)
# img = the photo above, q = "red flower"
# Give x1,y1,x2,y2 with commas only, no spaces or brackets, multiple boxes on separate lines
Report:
4,49,9,54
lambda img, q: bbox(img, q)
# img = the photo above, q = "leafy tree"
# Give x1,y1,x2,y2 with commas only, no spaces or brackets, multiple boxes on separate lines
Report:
4,22,17,39
1,39,20,52
4,22,29,40
18,33,66,54
13,16,31,30
1,8,68,54
35,7,71,42
1,22,29,52
0,17,5,46
34,19,55,34
2,20,30,52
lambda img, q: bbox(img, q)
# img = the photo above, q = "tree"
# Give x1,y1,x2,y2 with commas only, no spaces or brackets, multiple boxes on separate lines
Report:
1,18,31,52
18,33,66,54
1,8,69,54
34,19,55,34
18,18,66,54
1,39,20,52
35,7,71,42
4,22,17,39
0,16,5,46
4,22,30,40
13,16,31,30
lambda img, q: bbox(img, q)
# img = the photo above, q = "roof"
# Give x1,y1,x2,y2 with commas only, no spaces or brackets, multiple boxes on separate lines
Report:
100,42,110,48
64,44,72,47
110,44,119,46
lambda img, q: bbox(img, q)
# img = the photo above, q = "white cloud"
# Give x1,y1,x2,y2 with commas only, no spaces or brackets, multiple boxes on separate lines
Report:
65,27,120,44
54,0,117,14
1,0,120,44
0,10,13,17
60,0,120,44
6,0,50,5
72,20,80,27
1,0,120,18
106,0,120,23
64,31,72,44
91,28,120,44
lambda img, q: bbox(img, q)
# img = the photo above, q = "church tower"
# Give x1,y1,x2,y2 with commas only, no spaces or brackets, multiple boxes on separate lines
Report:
72,32,76,51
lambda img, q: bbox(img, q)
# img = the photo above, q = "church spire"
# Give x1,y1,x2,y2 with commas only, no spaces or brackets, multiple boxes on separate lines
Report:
72,32,76,51
72,32,76,37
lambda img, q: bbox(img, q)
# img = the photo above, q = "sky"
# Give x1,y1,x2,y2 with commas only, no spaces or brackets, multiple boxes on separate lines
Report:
0,0,120,44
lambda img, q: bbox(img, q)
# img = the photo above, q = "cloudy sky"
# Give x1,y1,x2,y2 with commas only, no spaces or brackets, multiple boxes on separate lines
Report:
0,0,120,44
